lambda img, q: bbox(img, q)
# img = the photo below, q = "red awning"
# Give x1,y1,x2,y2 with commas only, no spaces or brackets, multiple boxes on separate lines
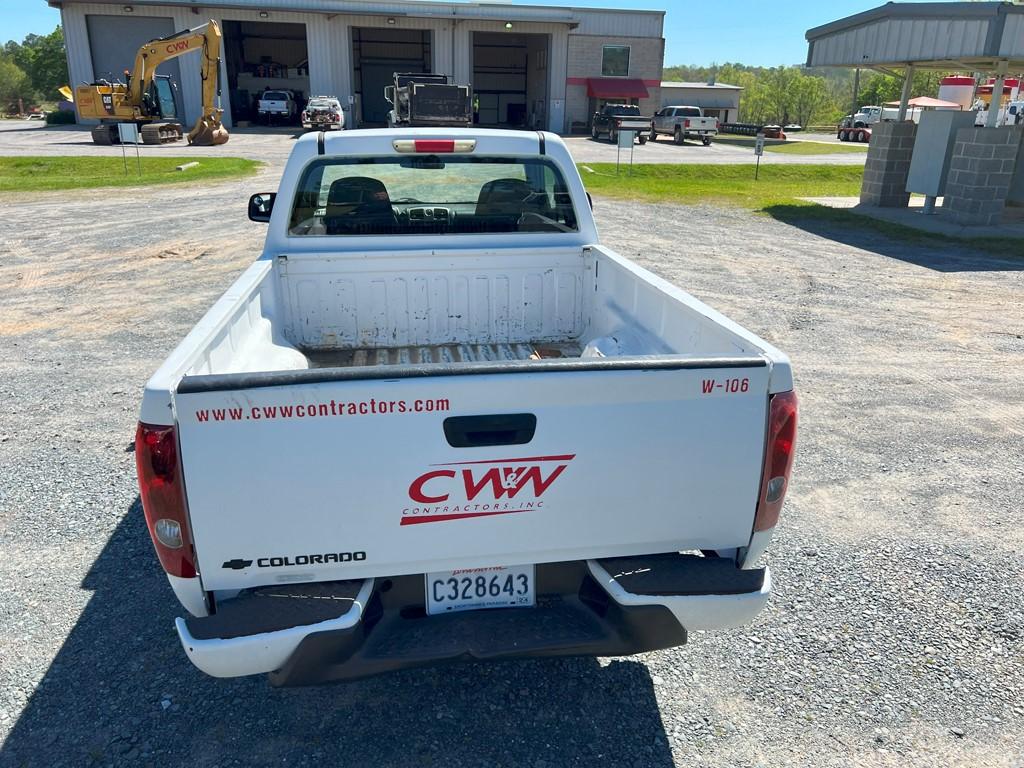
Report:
586,78,649,99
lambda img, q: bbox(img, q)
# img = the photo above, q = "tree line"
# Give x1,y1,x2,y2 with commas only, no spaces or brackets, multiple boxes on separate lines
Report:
1,27,68,113
663,63,946,127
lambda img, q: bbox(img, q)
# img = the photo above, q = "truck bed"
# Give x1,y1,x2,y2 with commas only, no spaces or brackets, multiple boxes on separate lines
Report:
305,342,582,369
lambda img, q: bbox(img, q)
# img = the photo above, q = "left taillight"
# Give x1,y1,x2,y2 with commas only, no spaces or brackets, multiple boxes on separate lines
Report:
135,422,196,578
753,391,798,532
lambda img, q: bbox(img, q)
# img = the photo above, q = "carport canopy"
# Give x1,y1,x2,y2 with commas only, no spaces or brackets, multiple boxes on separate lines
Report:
882,96,962,109
586,78,649,100
805,2,1024,125
805,2,1024,72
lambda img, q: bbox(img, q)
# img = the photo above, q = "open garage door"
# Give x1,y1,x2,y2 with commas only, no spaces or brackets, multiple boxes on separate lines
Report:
472,32,549,128
85,15,183,118
222,20,309,126
352,28,432,126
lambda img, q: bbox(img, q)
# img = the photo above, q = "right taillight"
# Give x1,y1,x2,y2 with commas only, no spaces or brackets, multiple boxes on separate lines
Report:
753,391,798,532
135,422,197,578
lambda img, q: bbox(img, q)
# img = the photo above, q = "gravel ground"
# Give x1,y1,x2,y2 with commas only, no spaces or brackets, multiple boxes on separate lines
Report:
0,121,866,166
1,162,1022,767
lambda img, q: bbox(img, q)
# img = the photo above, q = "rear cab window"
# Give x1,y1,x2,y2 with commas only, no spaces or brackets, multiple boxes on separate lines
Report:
288,156,579,236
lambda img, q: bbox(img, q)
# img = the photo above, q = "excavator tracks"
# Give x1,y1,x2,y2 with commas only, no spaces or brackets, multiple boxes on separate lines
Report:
140,122,184,145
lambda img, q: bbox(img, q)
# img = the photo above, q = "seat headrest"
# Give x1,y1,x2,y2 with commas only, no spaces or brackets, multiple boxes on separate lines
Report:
327,177,392,211
476,178,537,217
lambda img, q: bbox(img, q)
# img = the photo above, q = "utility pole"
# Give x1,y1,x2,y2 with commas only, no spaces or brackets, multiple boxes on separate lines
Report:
852,68,860,116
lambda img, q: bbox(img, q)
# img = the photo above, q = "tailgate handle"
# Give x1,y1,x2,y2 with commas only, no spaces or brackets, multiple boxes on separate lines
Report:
443,413,536,448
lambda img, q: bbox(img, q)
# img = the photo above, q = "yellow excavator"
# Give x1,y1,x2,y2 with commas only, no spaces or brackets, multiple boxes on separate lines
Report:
75,20,229,146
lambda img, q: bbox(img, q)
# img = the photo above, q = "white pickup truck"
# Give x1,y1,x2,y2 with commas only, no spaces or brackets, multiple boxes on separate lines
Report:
650,106,719,146
257,90,298,124
135,128,797,685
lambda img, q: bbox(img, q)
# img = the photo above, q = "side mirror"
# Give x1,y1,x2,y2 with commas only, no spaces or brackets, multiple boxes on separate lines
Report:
248,193,276,223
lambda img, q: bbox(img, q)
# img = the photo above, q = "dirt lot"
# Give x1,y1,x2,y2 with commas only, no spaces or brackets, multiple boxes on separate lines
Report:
0,161,1022,767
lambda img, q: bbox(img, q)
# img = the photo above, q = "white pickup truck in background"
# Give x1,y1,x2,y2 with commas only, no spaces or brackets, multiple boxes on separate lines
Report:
135,128,798,685
257,90,298,124
651,106,719,146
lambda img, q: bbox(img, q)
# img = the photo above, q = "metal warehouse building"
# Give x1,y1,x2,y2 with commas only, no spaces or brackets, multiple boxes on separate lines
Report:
52,0,666,133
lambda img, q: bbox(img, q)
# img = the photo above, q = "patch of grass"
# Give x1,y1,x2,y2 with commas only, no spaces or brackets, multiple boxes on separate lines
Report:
714,134,866,154
765,141,867,155
0,156,262,192
578,163,1023,258
578,163,863,208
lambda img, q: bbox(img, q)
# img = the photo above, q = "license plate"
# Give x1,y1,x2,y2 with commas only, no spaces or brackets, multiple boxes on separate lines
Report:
425,565,535,616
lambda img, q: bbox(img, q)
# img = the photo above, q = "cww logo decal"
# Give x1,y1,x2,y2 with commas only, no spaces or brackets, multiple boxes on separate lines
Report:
401,454,575,525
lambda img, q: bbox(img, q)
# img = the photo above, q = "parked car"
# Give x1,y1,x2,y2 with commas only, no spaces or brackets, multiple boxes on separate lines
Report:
783,123,802,132
301,96,344,130
136,128,798,685
650,106,718,146
591,104,650,144
257,90,298,124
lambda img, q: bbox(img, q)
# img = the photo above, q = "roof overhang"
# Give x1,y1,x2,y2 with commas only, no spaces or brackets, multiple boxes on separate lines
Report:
805,1,1024,72
47,0,586,26
660,81,743,91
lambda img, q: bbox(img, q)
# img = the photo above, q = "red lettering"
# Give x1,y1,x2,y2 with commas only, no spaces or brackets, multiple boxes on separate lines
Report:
508,464,568,497
463,468,506,500
702,379,715,394
462,464,568,500
409,470,456,503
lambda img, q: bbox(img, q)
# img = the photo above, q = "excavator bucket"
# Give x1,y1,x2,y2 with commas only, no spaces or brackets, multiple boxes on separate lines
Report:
187,116,229,146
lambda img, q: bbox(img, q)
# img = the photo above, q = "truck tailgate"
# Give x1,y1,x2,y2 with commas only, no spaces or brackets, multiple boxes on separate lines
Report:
175,361,770,591
617,118,651,131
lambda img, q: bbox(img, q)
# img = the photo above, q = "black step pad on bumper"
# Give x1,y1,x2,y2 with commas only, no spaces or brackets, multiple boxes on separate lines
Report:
598,553,766,596
269,562,687,685
186,580,364,640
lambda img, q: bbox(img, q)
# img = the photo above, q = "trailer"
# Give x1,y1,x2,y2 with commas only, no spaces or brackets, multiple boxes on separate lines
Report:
385,73,472,128
837,125,871,143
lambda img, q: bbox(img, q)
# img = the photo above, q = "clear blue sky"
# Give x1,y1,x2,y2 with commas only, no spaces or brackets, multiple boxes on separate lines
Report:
5,0,939,66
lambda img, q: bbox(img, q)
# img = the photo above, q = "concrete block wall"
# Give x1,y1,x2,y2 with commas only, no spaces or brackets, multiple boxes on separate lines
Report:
565,34,664,130
860,121,917,207
944,126,1023,226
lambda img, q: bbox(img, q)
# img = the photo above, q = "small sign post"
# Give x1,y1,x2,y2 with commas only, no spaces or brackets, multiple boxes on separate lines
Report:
616,129,636,175
754,131,765,181
117,122,141,176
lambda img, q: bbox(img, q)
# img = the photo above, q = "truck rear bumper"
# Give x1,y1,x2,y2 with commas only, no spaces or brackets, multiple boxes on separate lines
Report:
176,555,769,685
